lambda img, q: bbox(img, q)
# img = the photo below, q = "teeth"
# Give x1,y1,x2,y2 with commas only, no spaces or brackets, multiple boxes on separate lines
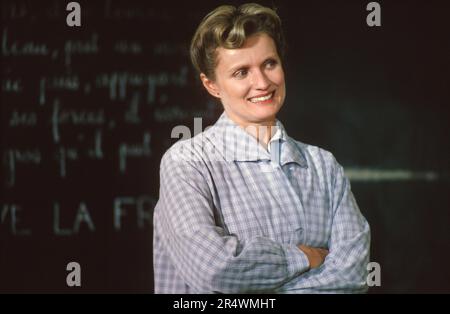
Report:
249,92,273,103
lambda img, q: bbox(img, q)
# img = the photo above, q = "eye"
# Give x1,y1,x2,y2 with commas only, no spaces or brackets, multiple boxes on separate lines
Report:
264,58,278,69
233,68,248,79
233,69,248,78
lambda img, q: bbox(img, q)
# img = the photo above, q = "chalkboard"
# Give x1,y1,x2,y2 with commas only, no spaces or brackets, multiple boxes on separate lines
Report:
1,0,449,293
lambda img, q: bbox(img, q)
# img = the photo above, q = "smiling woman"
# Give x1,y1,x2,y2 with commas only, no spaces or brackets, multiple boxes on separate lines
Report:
200,33,285,133
191,3,286,144
153,3,371,294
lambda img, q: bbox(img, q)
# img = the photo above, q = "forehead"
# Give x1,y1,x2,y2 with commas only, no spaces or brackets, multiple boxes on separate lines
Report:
215,33,278,68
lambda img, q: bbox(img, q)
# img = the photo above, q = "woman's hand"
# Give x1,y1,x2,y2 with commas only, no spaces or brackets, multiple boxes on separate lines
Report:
298,245,329,269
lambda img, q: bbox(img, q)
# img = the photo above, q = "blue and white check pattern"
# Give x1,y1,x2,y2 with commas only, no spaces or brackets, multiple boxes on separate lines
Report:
153,111,370,293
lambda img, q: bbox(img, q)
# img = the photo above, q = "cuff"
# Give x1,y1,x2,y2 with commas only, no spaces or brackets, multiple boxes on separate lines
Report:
284,244,310,277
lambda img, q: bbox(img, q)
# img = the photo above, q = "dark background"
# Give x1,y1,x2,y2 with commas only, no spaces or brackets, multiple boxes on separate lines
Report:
1,0,449,293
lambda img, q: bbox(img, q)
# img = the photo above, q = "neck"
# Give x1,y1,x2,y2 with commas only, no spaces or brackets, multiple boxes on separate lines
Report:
247,124,276,148
225,113,277,148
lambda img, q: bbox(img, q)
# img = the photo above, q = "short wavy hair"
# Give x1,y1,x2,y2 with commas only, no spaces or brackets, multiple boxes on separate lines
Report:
190,3,285,81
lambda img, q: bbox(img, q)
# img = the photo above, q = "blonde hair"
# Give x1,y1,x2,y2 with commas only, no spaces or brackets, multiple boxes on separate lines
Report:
190,3,285,81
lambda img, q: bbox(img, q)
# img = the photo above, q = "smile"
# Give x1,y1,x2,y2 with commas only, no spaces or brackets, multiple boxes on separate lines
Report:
248,91,274,103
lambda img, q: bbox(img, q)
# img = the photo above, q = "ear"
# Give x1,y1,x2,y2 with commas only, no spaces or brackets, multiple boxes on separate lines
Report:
200,73,221,99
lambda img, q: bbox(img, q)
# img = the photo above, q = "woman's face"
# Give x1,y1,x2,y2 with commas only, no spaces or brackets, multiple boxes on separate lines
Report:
201,33,286,127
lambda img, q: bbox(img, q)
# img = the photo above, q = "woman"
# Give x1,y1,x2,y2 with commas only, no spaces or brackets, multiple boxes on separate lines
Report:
153,3,370,294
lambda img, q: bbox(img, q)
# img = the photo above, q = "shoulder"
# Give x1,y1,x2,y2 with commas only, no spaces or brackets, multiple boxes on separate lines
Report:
288,137,347,192
160,128,216,170
289,138,350,203
158,131,217,195
290,137,341,169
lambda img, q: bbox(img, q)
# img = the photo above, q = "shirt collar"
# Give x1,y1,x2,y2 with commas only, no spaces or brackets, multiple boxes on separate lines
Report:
207,111,307,168
267,127,282,153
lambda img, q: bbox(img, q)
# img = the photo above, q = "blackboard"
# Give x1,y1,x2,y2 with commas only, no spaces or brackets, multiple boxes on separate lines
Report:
1,0,449,293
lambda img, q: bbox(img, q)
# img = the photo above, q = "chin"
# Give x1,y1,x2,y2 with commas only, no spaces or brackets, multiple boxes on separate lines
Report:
251,106,281,120
249,111,278,124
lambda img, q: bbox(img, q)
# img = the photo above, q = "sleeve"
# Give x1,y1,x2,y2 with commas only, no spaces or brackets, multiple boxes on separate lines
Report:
278,157,371,293
154,149,310,293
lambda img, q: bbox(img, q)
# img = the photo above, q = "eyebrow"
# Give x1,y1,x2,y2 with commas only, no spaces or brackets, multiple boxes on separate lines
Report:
227,55,278,74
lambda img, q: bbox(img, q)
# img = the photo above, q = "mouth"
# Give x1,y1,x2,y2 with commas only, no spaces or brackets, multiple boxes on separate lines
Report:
247,91,275,104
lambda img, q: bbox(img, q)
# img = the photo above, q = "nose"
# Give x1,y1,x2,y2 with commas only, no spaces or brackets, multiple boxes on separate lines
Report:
251,69,270,90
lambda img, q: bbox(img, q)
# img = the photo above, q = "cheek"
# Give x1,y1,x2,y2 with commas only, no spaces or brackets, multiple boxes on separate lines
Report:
273,71,286,99
273,71,286,104
272,69,285,86
223,81,251,100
